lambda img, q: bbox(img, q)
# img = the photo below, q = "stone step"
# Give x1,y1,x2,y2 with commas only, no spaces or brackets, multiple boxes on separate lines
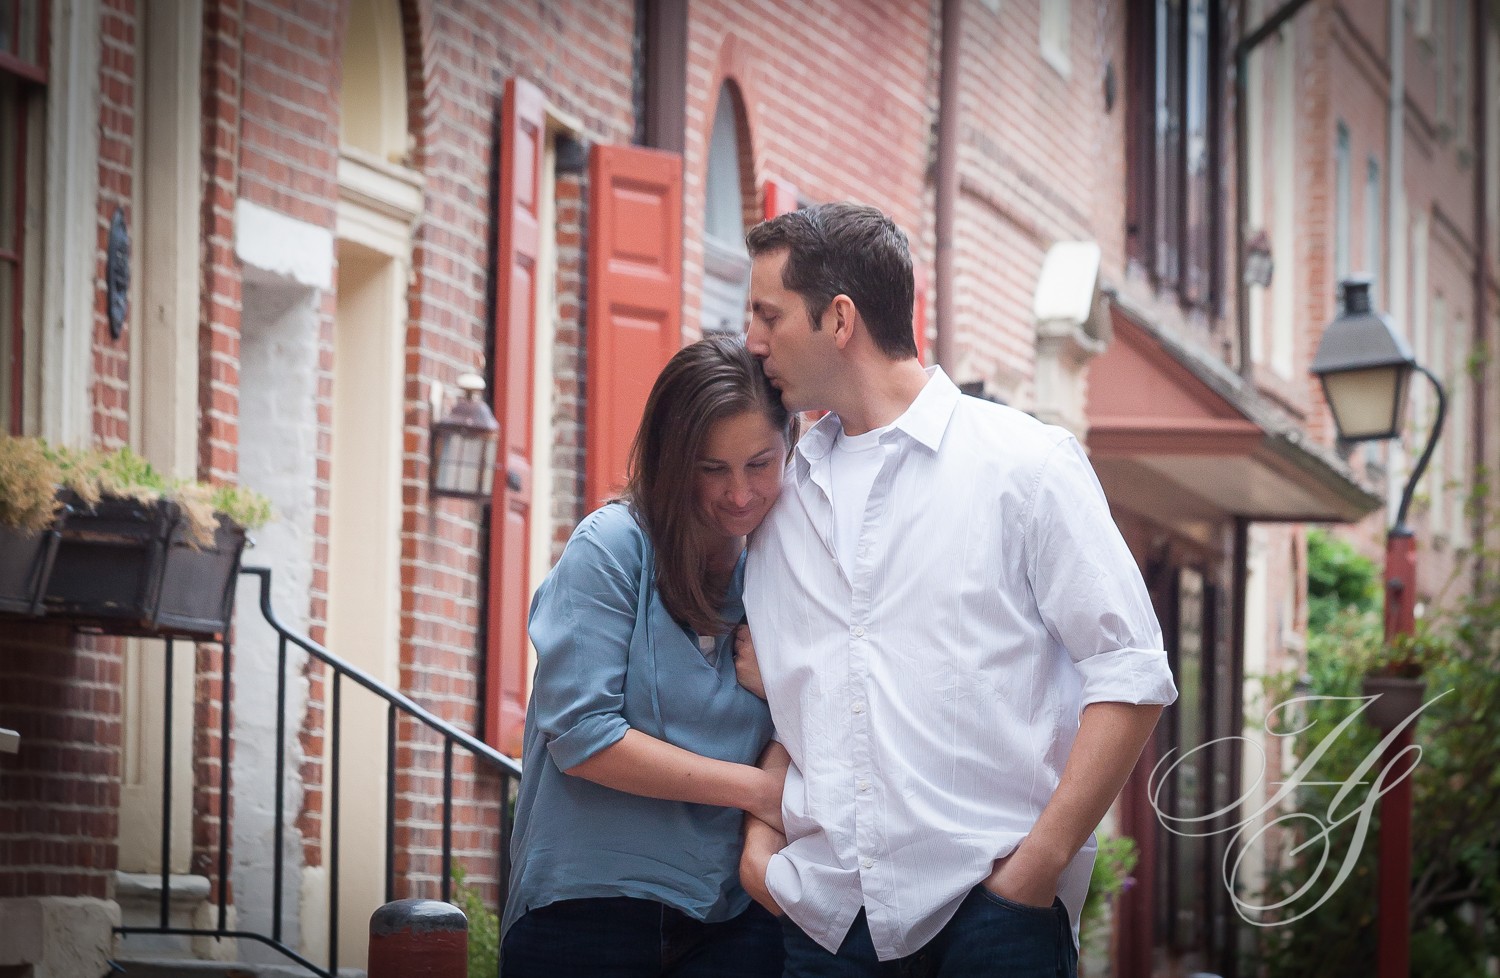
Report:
110,960,365,978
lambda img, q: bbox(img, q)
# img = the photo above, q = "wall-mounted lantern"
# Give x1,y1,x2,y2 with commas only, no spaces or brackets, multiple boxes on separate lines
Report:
429,373,499,502
1243,229,1274,288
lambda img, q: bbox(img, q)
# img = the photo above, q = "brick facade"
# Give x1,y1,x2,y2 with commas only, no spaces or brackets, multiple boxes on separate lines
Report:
1,1,1495,976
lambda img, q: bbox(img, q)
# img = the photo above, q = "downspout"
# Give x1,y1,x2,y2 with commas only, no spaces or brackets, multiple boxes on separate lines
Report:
934,0,962,372
1472,0,1489,582
1388,0,1407,527
1235,0,1316,379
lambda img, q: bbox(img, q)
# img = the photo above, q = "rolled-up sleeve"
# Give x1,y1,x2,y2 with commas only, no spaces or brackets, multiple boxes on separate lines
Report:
527,508,642,771
1025,437,1178,709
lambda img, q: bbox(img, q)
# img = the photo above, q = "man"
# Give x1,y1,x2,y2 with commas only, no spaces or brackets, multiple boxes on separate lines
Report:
738,202,1177,977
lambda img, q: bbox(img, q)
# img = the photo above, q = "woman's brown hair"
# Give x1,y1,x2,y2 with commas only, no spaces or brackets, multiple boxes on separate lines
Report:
622,334,792,636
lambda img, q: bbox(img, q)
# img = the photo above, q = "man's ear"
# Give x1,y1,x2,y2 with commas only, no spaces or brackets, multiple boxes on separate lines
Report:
828,294,858,350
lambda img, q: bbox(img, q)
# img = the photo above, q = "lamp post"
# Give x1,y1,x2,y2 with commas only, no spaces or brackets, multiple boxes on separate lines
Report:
1310,275,1446,978
429,373,500,502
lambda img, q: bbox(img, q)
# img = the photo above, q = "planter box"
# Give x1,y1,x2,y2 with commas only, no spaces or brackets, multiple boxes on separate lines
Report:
41,492,247,640
1362,674,1427,734
0,522,63,616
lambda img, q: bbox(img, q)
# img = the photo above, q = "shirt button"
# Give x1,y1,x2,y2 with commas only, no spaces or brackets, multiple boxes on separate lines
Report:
860,857,875,869
852,702,865,714
851,625,866,638
857,779,871,792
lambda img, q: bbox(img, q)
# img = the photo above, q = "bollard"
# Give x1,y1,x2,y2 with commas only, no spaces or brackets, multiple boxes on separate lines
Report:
368,898,468,978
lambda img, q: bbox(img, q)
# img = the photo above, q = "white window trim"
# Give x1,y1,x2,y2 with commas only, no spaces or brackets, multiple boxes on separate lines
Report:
38,0,102,444
1040,0,1072,78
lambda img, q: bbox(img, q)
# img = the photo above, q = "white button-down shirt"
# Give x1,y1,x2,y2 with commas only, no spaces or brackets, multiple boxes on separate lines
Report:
744,368,1177,960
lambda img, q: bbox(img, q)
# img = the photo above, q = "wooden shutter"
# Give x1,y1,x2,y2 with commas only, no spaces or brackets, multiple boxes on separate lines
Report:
586,145,684,511
1153,0,1184,289
485,77,544,755
1181,0,1211,306
762,176,799,220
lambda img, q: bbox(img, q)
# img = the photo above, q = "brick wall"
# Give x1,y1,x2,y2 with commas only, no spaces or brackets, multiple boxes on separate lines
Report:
681,0,935,342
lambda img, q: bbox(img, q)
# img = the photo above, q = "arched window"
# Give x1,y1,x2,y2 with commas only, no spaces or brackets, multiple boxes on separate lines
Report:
340,0,409,163
701,85,750,335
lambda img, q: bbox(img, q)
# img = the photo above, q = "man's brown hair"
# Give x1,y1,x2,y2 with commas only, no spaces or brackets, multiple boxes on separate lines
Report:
745,201,916,359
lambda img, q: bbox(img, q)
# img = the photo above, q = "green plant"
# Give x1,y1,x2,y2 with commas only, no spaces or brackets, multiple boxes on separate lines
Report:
451,864,500,978
1306,528,1380,633
1254,530,1500,977
1080,834,1137,964
0,436,63,531
0,436,272,542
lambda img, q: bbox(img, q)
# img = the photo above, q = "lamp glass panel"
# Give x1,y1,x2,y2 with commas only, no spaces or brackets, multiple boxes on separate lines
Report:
1322,366,1402,440
433,429,463,494
478,437,498,496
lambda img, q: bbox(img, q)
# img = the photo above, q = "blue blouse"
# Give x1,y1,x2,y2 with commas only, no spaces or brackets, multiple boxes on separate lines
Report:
501,503,775,935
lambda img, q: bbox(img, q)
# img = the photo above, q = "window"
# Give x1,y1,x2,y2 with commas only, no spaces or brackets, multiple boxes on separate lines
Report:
1127,0,1222,309
1334,123,1350,282
0,0,46,435
1365,156,1381,298
1040,0,1071,76
702,85,751,335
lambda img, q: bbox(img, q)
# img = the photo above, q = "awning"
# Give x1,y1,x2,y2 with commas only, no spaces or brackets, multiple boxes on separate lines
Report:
1084,303,1383,526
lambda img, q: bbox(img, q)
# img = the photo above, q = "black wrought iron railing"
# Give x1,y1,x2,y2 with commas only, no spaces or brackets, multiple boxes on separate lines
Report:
114,565,523,977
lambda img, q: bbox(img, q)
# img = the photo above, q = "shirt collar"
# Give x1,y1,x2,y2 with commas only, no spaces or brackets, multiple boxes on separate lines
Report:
794,367,960,472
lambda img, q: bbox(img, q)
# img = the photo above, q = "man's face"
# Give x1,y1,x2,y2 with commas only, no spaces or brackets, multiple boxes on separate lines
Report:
747,249,831,414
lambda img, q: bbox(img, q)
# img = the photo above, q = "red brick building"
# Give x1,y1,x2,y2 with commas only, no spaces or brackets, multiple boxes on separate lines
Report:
1,2,1494,977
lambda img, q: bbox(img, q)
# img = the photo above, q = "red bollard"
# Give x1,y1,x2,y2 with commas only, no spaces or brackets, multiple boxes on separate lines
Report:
368,898,468,978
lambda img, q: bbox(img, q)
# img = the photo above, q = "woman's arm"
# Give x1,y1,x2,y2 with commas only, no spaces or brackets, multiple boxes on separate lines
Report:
566,729,785,833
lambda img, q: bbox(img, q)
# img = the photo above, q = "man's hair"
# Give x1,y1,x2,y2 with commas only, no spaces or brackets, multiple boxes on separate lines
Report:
622,334,793,636
744,202,916,359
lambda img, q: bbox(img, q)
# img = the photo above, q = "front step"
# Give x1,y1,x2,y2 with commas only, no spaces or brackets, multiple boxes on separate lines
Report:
112,960,365,978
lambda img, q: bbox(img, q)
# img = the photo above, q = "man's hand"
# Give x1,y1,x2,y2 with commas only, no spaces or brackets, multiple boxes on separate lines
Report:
740,814,786,916
734,623,766,699
982,844,1067,910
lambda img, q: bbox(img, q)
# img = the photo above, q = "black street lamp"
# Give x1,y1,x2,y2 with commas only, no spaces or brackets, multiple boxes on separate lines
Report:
429,373,500,502
1309,274,1447,978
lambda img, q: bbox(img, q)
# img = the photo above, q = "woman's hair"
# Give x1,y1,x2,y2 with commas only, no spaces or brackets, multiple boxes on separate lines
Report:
622,334,793,636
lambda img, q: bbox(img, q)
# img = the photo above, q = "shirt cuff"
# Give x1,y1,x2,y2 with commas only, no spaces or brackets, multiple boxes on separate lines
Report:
545,713,630,772
1074,646,1179,710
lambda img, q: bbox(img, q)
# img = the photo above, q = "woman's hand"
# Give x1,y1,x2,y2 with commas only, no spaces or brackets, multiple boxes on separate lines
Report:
740,815,787,916
734,623,766,699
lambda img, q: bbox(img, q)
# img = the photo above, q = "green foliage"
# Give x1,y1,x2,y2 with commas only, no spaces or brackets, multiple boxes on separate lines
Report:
1305,528,1380,632
0,436,273,539
1255,541,1500,977
1080,834,1137,963
0,436,63,531
451,864,500,978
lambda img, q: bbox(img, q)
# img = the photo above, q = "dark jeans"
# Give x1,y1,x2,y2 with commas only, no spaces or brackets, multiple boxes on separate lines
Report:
501,895,784,978
781,886,1077,978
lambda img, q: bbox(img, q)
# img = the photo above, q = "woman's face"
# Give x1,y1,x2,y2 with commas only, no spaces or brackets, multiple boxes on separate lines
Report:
693,409,787,540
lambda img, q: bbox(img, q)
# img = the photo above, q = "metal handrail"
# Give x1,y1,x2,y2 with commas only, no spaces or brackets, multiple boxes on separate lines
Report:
114,565,522,977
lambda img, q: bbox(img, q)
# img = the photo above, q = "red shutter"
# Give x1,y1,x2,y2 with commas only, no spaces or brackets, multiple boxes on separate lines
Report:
762,176,799,220
586,145,684,511
485,77,544,755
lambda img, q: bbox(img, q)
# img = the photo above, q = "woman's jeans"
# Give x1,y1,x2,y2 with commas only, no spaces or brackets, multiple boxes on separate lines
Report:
781,886,1077,978
501,895,784,978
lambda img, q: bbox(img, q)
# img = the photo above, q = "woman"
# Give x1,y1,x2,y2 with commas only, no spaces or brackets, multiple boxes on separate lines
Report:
501,334,793,978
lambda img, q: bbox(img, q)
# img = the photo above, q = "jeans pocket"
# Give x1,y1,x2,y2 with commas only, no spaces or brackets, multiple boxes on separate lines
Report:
976,885,1057,915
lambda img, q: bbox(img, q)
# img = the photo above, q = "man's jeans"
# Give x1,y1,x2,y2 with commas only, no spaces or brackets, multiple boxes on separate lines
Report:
781,886,1077,978
500,895,784,978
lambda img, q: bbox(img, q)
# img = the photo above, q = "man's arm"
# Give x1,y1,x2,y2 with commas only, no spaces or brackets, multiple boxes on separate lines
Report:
983,701,1162,907
739,740,790,915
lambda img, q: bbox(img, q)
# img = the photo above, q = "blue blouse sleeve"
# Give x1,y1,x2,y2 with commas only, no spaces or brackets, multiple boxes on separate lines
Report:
526,505,644,772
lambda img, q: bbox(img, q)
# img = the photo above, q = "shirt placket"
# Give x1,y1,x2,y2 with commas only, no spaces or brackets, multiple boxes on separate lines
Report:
849,439,895,942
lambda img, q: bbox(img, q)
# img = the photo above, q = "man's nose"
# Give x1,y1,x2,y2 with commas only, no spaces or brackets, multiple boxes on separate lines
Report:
744,321,768,355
